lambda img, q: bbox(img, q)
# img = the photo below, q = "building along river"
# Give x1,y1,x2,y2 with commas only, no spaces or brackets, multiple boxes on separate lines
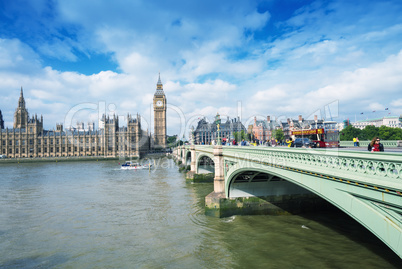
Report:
0,158,401,268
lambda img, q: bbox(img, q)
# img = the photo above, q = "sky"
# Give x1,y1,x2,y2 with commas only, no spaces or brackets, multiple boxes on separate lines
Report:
1,0,402,138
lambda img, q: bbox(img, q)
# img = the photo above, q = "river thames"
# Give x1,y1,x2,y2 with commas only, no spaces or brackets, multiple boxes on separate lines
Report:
0,157,401,268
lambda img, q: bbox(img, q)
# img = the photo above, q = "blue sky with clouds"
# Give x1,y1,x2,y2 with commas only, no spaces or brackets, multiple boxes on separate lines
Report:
1,0,402,137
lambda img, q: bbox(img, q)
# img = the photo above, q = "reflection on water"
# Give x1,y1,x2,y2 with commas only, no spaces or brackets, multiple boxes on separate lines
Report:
0,158,401,268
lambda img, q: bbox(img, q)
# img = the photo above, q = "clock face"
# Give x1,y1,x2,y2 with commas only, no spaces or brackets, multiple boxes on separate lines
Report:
156,101,163,107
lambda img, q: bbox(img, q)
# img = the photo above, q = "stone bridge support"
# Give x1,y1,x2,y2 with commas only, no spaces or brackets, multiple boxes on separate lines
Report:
213,145,225,193
190,145,196,172
185,145,215,183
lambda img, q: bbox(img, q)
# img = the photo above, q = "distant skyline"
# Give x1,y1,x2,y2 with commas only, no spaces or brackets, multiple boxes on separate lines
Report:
1,0,402,137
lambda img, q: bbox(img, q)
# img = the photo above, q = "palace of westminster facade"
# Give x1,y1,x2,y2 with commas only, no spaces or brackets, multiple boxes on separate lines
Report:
0,75,167,158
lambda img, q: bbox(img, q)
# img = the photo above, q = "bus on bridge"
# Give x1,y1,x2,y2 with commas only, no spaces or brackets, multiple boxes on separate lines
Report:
292,121,339,148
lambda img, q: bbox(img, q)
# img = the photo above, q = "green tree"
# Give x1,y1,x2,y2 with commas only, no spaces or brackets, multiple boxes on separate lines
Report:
339,125,362,141
361,125,379,141
167,135,178,146
233,130,247,141
378,126,402,140
167,135,185,147
272,128,284,141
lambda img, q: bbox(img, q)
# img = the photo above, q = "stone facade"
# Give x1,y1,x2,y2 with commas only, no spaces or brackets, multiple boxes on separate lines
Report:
352,116,402,129
193,113,246,145
0,88,151,158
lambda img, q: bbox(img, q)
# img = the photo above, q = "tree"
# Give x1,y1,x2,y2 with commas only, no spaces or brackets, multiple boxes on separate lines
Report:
167,135,177,146
378,126,402,140
361,125,379,141
167,135,185,147
339,125,362,141
272,128,284,141
233,130,247,141
340,125,402,141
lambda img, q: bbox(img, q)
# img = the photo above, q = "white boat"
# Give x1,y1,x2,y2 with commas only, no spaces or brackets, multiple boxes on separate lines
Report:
121,161,152,170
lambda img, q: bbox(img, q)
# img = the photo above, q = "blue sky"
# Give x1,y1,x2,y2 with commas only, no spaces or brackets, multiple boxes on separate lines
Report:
1,0,402,137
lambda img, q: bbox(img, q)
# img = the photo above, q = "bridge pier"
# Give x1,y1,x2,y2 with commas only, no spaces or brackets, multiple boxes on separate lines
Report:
204,145,331,217
185,145,214,182
190,145,196,172
213,145,225,192
205,144,232,216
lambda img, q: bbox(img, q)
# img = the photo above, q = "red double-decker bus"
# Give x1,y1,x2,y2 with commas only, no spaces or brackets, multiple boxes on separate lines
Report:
291,121,339,148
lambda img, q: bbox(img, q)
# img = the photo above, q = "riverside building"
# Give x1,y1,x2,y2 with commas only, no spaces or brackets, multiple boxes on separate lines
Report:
193,113,246,145
352,116,402,129
0,77,167,158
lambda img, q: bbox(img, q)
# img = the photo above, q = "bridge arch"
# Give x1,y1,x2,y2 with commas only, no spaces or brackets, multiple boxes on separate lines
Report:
225,160,402,258
195,153,215,174
227,168,312,198
185,151,191,166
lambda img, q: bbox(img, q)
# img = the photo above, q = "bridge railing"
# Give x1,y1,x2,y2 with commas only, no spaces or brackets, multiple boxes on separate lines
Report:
188,145,402,190
340,140,401,148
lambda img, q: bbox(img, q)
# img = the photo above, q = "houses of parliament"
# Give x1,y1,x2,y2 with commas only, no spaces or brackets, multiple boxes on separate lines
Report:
0,75,167,158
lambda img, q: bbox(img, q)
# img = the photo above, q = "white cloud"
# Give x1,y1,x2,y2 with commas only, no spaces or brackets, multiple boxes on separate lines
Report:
391,99,402,107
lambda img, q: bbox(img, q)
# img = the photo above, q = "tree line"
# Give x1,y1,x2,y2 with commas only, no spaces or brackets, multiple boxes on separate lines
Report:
340,125,402,141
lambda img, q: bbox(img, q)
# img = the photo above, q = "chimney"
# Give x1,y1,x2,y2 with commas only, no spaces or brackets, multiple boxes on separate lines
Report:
298,115,303,122
314,115,318,122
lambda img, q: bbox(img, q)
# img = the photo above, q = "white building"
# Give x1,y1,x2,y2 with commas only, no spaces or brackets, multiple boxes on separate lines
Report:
352,116,402,130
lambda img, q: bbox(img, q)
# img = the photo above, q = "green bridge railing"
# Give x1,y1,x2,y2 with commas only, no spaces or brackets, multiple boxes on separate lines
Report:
340,140,401,148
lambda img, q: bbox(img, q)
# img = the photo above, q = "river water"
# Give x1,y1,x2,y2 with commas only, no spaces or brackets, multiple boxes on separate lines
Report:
0,157,401,268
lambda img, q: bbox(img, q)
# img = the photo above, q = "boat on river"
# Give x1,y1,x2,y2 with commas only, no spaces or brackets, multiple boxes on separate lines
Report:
121,161,152,170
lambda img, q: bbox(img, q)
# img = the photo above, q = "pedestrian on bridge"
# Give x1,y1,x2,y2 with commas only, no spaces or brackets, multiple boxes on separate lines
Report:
368,137,384,152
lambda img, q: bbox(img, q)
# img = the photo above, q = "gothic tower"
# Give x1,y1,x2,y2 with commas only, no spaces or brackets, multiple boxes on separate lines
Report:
13,87,29,129
0,110,4,129
153,73,167,148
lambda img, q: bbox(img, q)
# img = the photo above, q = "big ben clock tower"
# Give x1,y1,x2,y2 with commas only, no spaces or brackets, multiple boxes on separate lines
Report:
153,73,167,149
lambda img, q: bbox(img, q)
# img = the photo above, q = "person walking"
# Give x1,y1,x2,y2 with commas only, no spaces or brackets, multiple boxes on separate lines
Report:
356,137,360,147
368,137,384,152
353,137,357,147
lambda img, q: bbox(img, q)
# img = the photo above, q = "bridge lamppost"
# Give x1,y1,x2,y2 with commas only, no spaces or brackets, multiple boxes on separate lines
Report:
216,124,222,145
190,126,195,145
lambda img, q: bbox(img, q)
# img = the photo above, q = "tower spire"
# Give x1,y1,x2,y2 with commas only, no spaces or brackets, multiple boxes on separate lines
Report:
18,86,26,109
157,72,162,85
155,72,164,95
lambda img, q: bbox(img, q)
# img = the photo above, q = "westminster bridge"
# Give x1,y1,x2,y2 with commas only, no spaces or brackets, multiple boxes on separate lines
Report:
173,145,402,258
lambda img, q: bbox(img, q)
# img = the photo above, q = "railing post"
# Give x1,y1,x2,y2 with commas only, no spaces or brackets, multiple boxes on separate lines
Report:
213,144,225,193
190,145,196,172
